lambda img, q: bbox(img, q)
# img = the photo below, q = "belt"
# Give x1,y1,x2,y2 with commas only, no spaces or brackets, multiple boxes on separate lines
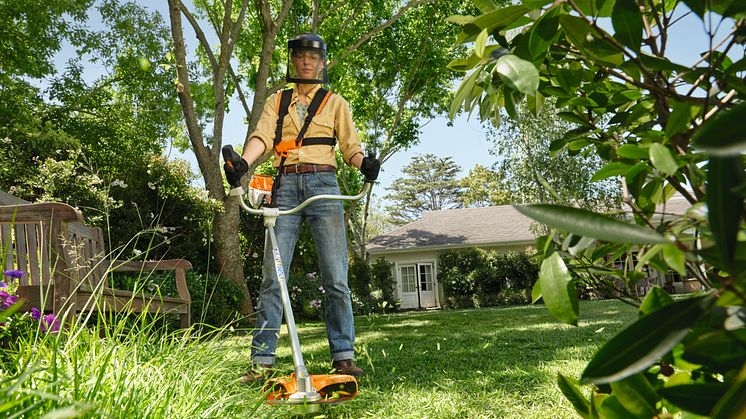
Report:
280,164,336,174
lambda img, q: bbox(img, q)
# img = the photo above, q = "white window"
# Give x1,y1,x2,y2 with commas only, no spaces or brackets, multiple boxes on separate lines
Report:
400,265,416,293
419,264,434,292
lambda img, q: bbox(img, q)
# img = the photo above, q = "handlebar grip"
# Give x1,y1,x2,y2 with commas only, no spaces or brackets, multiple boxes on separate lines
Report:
222,145,242,169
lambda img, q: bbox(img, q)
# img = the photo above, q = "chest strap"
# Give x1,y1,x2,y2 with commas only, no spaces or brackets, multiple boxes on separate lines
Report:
274,88,335,158
268,88,335,207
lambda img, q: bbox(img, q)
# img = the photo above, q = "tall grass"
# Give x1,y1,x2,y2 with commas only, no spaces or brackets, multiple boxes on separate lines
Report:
1,280,637,418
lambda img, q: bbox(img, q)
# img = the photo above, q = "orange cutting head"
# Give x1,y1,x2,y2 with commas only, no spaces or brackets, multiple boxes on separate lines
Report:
262,374,358,405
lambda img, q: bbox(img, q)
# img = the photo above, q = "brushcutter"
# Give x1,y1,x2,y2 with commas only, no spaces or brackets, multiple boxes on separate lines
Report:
222,145,370,411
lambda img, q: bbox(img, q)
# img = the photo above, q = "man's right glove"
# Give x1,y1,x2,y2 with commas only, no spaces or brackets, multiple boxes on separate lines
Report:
224,157,249,188
360,154,381,182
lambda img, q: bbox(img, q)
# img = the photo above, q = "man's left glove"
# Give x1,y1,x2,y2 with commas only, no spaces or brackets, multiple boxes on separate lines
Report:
224,157,249,188
360,154,380,182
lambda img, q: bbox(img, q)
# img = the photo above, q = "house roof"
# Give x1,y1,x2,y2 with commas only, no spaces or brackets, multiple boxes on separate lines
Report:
367,205,536,254
367,195,695,254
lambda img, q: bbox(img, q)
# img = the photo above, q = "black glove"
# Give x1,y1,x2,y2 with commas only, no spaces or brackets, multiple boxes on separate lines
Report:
360,154,380,182
223,157,249,188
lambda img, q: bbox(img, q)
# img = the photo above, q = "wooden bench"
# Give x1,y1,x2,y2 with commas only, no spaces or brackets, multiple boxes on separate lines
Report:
0,192,191,328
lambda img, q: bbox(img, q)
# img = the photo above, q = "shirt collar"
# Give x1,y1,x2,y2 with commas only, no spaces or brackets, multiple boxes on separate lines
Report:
291,84,322,104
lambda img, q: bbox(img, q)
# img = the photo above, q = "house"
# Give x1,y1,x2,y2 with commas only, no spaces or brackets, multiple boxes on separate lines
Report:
367,205,537,309
367,196,696,309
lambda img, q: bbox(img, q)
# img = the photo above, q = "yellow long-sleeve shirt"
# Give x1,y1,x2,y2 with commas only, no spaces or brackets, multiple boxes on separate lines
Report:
249,84,364,168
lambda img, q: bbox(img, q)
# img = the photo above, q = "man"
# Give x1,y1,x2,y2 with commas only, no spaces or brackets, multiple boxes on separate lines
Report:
224,33,380,382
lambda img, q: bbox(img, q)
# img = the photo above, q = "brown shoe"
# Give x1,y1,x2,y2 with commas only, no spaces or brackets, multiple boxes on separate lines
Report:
331,359,365,377
239,364,274,384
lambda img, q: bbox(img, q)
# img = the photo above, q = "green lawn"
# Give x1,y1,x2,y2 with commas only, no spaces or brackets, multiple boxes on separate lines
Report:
241,299,638,418
2,299,638,418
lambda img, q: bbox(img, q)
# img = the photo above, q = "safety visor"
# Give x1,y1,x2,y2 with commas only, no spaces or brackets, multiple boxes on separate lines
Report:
286,46,328,84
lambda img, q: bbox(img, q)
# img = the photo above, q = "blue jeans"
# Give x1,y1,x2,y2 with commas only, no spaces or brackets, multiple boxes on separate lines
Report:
251,171,355,365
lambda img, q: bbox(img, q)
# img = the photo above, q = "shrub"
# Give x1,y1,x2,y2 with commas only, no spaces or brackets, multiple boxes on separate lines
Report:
439,249,539,308
370,257,399,313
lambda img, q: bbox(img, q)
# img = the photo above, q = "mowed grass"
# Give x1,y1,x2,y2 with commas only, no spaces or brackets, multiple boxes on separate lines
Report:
243,299,638,418
2,299,637,418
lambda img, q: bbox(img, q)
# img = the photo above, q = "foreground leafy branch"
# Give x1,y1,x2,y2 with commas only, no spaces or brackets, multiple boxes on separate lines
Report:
449,0,746,416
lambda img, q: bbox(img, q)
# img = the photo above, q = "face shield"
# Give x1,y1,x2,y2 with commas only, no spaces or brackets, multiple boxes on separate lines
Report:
286,33,328,85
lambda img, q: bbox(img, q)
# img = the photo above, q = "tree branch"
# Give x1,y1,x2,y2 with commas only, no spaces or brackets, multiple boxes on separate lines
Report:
328,0,435,71
178,2,218,72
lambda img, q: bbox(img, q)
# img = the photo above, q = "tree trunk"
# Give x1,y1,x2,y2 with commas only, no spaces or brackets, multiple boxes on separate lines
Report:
168,0,253,315
213,197,254,314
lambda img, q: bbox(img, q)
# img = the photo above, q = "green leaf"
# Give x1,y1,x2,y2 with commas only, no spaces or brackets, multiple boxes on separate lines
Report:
693,102,746,156
449,68,482,119
609,373,658,417
683,329,746,370
662,244,687,277
456,5,529,44
597,394,634,418
514,204,668,244
707,156,745,273
659,383,727,416
681,0,706,18
528,7,560,59
611,0,643,53
539,252,579,325
559,15,624,66
475,0,500,13
617,144,649,160
638,53,689,72
526,92,545,116
639,286,674,316
581,294,716,384
446,15,476,25
591,162,632,182
503,86,518,119
649,143,679,176
531,278,542,303
494,55,539,95
664,101,693,138
521,0,555,7
475,29,489,58
557,111,590,126
557,373,591,418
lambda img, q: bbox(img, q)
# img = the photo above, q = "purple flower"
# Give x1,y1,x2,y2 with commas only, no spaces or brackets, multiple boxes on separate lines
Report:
0,281,6,288
0,290,18,310
41,313,60,333
31,307,41,321
2,270,25,279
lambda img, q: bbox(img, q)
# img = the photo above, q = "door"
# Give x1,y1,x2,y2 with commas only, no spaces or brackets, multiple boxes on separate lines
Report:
398,265,418,309
398,263,437,309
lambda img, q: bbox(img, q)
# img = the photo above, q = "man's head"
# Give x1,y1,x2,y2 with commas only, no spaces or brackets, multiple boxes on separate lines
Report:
286,33,328,85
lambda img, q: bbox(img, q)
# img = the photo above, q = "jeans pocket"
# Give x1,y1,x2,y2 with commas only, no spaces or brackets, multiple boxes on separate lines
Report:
314,171,339,187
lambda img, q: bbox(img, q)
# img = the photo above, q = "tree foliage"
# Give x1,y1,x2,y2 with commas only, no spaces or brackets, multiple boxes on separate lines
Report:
385,153,463,224
0,0,220,278
487,100,621,210
458,164,511,207
450,0,746,416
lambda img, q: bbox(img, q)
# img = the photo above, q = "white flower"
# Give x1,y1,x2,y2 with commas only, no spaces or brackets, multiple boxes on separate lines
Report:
133,249,143,256
147,182,156,190
252,252,259,258
111,179,128,188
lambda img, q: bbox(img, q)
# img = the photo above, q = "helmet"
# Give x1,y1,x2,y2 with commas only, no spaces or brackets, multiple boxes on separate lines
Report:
286,33,328,85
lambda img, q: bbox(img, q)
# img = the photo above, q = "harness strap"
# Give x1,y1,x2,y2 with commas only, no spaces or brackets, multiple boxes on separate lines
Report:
274,89,293,149
269,88,335,207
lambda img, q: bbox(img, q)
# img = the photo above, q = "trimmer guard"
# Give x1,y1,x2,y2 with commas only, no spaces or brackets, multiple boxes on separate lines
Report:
263,374,358,404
